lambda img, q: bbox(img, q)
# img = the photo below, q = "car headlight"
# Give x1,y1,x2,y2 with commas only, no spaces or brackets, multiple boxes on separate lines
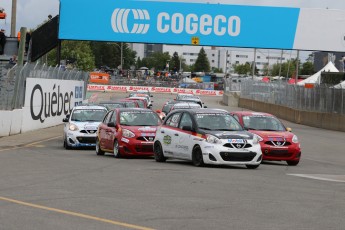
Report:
69,124,79,131
122,129,135,138
292,135,299,143
252,134,263,145
206,134,221,144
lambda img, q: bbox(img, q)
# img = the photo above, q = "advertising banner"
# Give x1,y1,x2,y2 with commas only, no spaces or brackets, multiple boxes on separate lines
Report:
59,0,345,51
22,78,84,132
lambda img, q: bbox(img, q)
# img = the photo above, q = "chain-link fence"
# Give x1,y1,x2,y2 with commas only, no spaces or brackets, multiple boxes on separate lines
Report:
223,77,241,92
0,63,89,110
240,79,345,115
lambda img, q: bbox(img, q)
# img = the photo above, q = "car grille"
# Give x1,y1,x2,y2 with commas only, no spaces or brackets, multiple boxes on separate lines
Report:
135,143,153,152
76,136,97,144
80,130,97,134
265,149,292,157
223,143,252,148
264,141,291,146
220,152,256,162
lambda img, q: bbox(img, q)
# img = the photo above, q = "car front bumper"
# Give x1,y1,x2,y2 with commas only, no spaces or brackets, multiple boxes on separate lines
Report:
260,143,301,161
119,137,154,156
66,131,97,148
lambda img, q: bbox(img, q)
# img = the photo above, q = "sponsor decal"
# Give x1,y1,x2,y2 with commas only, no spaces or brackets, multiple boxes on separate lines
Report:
30,84,74,123
175,145,189,151
138,127,157,132
141,133,156,137
87,85,105,91
121,137,130,143
111,9,150,34
163,135,172,145
106,85,128,92
228,139,244,144
84,125,97,130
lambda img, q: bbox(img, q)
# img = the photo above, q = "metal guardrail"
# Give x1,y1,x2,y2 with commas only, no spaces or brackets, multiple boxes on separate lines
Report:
240,79,345,115
0,63,89,110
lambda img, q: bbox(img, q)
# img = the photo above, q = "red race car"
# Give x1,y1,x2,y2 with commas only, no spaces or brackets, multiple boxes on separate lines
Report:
96,108,162,157
230,111,301,166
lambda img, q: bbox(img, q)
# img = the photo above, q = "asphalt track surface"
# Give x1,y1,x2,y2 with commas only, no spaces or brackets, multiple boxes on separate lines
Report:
0,92,344,230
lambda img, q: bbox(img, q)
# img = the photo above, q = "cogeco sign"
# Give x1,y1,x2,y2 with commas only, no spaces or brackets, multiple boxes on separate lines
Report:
110,8,241,37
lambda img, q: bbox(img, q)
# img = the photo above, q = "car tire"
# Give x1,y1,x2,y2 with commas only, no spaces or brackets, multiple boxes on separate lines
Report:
286,160,299,166
113,140,121,158
64,138,71,150
192,146,204,167
246,164,260,169
154,141,166,162
96,138,104,156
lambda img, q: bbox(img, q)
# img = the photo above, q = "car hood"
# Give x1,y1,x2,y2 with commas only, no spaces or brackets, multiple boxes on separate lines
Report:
122,126,158,134
249,130,294,140
206,130,254,139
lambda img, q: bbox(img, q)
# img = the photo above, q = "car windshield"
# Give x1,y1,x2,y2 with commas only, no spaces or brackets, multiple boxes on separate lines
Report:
101,103,124,110
178,94,199,100
195,113,243,131
162,104,174,114
242,115,286,131
120,111,161,126
71,109,107,122
172,104,201,110
124,101,137,108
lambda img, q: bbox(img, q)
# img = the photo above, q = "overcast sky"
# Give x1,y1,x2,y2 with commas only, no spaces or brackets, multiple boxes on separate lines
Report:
1,0,344,35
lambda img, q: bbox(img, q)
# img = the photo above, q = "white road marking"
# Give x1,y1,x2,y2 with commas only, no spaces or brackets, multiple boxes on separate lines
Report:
288,174,345,183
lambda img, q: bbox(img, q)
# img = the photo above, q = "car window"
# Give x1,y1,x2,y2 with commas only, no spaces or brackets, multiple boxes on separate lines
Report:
125,101,137,108
179,113,193,129
110,111,117,124
195,113,243,131
103,111,113,124
162,104,173,114
71,109,107,122
243,116,285,131
233,114,240,122
165,113,182,128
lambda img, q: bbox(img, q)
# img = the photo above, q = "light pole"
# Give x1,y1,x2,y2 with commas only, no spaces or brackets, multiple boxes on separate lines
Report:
114,42,123,70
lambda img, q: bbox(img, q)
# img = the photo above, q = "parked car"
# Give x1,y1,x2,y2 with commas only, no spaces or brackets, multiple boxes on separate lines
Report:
154,109,262,168
230,111,301,166
96,108,162,157
98,100,139,110
63,105,108,149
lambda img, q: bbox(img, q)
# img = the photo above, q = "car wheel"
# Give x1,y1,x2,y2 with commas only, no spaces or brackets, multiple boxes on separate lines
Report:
64,138,71,150
154,141,166,162
96,138,104,156
246,164,260,169
286,160,299,166
113,140,121,158
192,146,204,167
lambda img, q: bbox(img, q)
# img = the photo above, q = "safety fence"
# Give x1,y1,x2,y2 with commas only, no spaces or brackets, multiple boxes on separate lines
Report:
240,79,345,115
0,63,89,110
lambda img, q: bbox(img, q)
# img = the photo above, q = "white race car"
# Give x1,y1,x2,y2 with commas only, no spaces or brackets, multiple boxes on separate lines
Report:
63,105,108,149
154,109,262,169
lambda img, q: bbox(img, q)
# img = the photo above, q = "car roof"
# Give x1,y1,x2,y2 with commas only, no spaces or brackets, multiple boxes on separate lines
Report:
99,100,125,104
115,108,154,112
170,108,228,115
231,111,274,117
73,105,107,110
173,102,201,107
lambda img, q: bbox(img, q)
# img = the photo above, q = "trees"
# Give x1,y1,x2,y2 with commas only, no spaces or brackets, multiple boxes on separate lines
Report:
233,62,251,75
300,61,315,75
171,52,180,72
194,47,210,72
141,52,171,71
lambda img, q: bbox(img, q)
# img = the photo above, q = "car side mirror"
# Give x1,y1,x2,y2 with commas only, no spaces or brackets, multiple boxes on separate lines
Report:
107,122,116,127
182,126,193,132
156,110,161,113
150,95,153,97
286,127,292,132
203,105,207,108
62,118,69,122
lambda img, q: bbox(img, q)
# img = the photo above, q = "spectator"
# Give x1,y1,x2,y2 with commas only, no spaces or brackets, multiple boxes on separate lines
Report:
9,55,17,65
0,29,6,55
25,31,31,55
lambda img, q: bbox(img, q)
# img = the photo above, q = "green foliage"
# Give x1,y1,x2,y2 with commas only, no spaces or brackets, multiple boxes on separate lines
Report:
300,61,315,75
321,72,345,85
211,67,223,73
141,52,171,71
171,52,180,72
48,41,95,71
270,59,298,78
233,62,251,75
194,48,210,72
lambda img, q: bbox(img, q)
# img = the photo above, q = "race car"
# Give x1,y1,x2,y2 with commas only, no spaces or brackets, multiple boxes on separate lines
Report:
154,109,262,169
63,105,108,149
175,93,206,108
156,101,201,120
96,108,162,157
230,111,301,166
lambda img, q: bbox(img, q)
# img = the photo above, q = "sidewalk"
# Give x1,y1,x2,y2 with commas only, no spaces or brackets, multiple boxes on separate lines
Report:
0,125,63,148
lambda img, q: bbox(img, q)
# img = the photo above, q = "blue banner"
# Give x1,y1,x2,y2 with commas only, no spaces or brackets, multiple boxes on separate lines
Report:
59,0,300,49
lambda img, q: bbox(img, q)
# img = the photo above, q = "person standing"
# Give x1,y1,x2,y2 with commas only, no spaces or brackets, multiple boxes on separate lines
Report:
0,29,6,55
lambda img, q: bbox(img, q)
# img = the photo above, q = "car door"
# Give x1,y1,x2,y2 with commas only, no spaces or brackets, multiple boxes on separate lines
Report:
176,112,195,159
104,110,118,150
98,111,113,150
160,112,182,158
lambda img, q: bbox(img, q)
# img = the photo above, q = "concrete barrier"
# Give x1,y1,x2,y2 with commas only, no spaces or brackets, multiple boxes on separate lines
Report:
0,109,23,136
222,91,240,106
239,98,345,132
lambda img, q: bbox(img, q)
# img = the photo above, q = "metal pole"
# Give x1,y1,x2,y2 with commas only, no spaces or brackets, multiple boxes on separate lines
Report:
295,50,299,84
11,0,17,37
17,27,26,66
252,48,256,79
120,42,123,70
278,49,283,78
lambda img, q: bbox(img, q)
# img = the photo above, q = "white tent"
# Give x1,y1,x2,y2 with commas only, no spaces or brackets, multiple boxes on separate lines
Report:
297,61,339,86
